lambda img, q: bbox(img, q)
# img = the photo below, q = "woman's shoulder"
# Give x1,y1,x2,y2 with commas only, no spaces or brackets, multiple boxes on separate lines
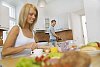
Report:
9,25,20,34
11,25,19,31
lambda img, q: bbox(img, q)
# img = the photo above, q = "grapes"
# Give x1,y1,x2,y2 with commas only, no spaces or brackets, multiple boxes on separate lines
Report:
16,57,41,67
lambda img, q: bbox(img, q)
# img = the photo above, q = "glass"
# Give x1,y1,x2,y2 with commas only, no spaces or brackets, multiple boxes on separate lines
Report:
57,41,69,52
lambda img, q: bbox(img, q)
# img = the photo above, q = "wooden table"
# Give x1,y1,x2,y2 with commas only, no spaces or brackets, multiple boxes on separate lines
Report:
0,54,100,67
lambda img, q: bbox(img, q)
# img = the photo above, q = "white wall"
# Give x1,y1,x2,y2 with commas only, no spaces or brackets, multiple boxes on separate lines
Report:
84,0,100,42
71,13,84,46
45,0,84,16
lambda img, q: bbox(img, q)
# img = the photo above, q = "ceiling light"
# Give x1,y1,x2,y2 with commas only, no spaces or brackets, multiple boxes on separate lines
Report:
37,0,47,8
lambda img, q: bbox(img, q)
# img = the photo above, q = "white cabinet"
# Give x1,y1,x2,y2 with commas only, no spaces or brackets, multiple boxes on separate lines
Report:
34,17,45,30
49,13,71,32
0,5,9,30
34,7,45,30
58,13,69,30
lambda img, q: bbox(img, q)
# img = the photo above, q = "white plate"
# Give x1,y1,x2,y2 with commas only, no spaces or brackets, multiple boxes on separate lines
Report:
37,42,48,46
81,50,100,56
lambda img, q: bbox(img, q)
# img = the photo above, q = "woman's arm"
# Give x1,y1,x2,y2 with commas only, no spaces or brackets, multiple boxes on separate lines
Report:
1,26,37,56
1,26,26,56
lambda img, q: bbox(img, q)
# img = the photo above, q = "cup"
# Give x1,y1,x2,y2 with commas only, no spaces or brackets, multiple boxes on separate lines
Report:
50,47,58,53
31,49,43,57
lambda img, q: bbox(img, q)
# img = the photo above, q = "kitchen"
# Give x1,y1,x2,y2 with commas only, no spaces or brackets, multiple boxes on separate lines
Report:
0,0,100,67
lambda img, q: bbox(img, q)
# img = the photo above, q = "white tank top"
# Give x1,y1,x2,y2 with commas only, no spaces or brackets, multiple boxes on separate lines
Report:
12,26,35,57
15,26,35,47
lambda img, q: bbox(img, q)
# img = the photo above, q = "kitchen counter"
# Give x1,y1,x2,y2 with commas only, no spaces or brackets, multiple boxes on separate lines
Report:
35,30,73,42
0,54,100,67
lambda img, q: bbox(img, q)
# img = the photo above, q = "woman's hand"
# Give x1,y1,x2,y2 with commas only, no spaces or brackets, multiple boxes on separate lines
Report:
24,42,38,50
31,42,38,50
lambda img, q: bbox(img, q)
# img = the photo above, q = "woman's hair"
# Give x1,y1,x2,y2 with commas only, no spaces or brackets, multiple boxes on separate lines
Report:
18,3,38,31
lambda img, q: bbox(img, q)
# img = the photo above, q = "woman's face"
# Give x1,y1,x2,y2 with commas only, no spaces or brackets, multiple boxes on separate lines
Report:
27,8,36,24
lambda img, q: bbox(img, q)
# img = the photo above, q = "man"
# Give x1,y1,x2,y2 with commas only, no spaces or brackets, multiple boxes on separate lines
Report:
49,20,61,47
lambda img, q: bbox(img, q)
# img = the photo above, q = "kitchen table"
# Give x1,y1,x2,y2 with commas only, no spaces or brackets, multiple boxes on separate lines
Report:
0,54,100,67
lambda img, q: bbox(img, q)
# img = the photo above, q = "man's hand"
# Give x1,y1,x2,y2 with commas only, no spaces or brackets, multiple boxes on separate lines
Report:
57,36,62,40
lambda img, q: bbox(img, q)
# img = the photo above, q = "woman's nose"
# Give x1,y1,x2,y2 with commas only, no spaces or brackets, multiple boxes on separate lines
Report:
32,15,35,19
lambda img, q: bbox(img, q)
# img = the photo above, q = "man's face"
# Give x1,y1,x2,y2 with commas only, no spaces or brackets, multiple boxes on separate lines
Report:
52,21,56,27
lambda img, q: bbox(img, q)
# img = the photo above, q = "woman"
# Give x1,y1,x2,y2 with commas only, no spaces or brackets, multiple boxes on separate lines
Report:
2,3,38,57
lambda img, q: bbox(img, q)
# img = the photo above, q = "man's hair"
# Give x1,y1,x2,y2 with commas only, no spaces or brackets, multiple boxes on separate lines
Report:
51,20,56,23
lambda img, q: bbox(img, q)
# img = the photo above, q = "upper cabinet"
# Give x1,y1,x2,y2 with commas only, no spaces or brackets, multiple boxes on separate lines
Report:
34,7,45,30
0,5,9,30
48,13,72,32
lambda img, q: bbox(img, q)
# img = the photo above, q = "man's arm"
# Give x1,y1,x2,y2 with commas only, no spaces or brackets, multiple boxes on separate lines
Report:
50,29,59,38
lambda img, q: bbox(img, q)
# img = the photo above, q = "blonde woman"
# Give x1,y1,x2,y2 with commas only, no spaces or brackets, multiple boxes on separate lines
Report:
2,3,38,57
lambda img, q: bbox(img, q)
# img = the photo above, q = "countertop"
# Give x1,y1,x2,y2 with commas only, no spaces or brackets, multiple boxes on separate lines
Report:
0,54,100,67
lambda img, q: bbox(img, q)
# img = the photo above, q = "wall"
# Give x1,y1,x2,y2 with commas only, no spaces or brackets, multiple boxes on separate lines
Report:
71,13,84,46
84,0,100,42
45,0,83,16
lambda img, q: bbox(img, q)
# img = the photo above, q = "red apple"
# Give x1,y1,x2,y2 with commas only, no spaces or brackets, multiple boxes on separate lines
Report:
43,56,50,63
35,56,41,62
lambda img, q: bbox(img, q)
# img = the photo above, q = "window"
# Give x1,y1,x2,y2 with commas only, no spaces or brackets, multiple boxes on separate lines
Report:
1,1,16,43
2,1,16,29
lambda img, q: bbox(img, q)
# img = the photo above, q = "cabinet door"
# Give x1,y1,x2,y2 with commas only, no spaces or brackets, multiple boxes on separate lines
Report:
34,17,45,30
34,7,45,30
0,5,9,30
58,14,68,30
49,14,69,32
55,13,72,32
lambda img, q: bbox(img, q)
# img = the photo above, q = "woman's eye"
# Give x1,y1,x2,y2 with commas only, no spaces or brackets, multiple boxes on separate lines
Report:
29,13,33,16
29,13,36,17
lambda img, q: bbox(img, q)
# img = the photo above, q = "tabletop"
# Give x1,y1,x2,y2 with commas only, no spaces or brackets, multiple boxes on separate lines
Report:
0,54,100,67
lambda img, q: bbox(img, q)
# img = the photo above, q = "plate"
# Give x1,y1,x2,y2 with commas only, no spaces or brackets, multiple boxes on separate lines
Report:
81,50,100,56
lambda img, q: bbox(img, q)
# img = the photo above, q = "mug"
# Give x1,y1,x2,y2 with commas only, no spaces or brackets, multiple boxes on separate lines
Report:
31,49,43,57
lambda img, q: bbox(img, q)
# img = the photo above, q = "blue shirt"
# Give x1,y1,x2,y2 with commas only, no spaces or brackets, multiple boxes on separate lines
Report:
49,26,56,40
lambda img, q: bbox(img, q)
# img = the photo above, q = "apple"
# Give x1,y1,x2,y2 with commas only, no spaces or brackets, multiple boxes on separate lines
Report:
35,56,41,62
43,56,50,63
